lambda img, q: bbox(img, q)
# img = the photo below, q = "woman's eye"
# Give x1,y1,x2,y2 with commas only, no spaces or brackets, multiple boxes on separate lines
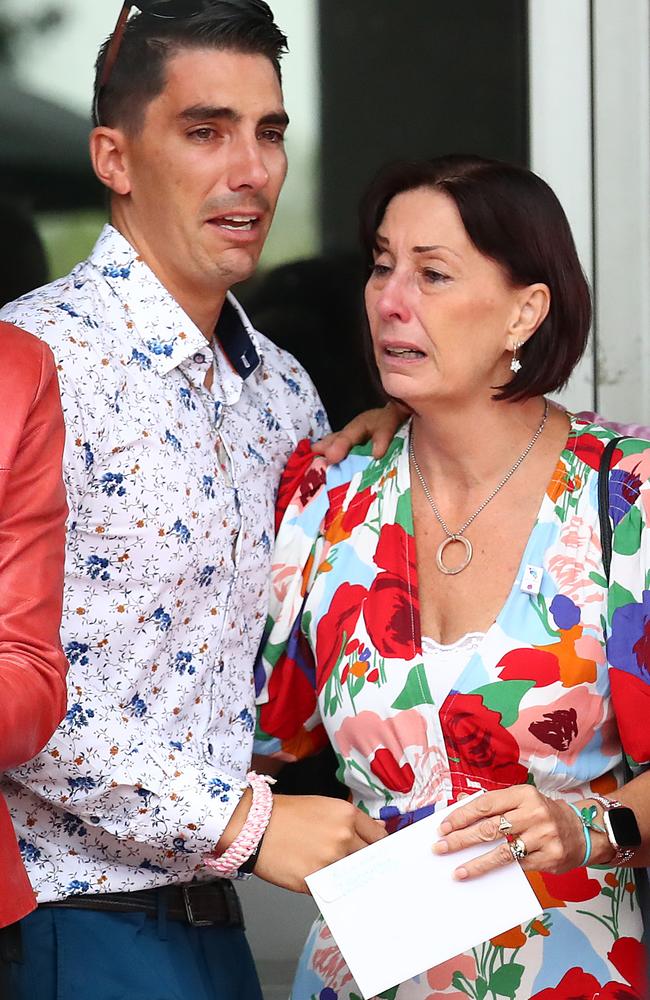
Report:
422,268,448,283
371,263,392,278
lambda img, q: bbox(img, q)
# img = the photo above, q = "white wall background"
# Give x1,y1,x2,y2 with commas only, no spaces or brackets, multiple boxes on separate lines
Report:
529,0,650,426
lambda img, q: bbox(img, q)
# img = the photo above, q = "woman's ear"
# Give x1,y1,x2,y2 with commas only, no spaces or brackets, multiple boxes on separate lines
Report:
89,126,132,197
507,283,551,352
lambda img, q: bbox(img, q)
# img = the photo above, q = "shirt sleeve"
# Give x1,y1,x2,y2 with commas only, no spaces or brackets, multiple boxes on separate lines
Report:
7,369,249,870
254,440,332,762
0,343,69,770
606,442,650,770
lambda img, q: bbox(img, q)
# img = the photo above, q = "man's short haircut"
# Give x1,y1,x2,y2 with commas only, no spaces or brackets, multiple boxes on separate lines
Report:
359,154,592,402
93,1,288,133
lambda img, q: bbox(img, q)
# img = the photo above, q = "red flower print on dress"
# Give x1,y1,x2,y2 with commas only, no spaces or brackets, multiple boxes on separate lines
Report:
315,583,367,694
607,669,650,765
324,484,376,546
440,693,529,791
370,746,415,792
567,432,623,471
538,866,602,903
362,523,419,660
608,936,648,997
275,439,325,530
497,647,561,686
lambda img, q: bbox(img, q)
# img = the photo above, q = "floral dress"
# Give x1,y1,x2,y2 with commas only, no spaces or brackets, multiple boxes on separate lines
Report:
254,416,649,999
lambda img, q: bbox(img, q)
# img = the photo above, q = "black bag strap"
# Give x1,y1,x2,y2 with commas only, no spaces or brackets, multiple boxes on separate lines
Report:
598,436,629,582
597,434,650,934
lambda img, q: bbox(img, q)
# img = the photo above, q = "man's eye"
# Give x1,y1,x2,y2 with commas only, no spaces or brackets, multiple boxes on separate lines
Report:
259,129,285,143
189,127,216,142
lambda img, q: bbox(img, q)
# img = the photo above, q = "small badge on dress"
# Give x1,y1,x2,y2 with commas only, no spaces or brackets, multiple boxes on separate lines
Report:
520,564,544,595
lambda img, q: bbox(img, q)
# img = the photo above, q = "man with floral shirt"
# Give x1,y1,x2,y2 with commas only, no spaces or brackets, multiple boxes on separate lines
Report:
0,4,387,998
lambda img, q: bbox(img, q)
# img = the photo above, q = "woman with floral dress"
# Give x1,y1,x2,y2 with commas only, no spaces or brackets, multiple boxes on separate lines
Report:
254,155,649,999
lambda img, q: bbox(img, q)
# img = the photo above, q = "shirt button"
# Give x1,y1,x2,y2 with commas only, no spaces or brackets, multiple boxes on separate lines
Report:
193,353,206,364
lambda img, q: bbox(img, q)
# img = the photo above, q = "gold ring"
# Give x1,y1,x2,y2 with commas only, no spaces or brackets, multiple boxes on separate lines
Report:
498,815,513,834
509,837,528,862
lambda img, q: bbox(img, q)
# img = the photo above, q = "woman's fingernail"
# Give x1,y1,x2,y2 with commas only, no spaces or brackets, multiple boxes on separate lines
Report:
439,821,451,835
433,840,449,855
454,867,468,881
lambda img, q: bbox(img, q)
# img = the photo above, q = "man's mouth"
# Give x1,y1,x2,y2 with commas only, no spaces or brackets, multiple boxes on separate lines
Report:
211,214,260,232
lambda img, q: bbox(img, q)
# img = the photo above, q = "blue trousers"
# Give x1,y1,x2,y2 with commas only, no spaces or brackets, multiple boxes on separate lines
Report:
4,906,263,1000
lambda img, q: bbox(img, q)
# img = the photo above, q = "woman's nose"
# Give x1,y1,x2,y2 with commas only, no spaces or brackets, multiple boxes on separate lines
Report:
376,274,412,323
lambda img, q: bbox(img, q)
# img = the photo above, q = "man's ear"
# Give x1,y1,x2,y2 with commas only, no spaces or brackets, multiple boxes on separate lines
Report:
507,283,550,352
89,126,132,196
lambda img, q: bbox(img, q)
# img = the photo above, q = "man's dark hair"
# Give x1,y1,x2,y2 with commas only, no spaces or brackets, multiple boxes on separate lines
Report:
93,1,288,133
359,154,592,402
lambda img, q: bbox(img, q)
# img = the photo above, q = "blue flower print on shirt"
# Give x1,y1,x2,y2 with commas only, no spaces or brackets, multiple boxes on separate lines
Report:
248,445,265,465
86,555,110,581
102,262,133,280
146,338,174,358
67,776,97,796
101,472,126,497
281,373,301,395
152,607,172,632
18,840,41,864
82,442,94,470
238,708,255,733
62,813,87,838
264,408,281,433
202,476,215,500
174,651,195,676
128,693,148,718
179,387,196,411
65,702,95,731
65,641,89,666
129,348,152,370
170,519,191,543
172,837,190,854
136,788,154,807
67,879,91,894
165,430,182,452
260,531,271,555
207,777,232,803
198,565,215,588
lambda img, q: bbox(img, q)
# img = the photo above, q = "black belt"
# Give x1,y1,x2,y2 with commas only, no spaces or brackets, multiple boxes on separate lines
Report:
41,880,243,929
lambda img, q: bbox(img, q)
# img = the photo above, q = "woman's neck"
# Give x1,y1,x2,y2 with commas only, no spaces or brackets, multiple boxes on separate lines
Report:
409,396,567,497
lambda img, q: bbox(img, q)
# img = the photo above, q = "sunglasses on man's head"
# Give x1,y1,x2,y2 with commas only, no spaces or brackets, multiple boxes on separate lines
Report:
94,0,238,126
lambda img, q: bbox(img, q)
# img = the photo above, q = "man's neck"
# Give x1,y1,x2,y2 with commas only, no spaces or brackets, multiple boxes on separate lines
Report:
109,220,227,343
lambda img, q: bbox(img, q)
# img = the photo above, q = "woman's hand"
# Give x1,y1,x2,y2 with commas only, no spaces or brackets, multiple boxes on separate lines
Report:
433,786,589,880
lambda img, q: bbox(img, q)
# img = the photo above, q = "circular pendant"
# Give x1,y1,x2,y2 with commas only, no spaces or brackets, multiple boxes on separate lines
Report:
436,535,473,575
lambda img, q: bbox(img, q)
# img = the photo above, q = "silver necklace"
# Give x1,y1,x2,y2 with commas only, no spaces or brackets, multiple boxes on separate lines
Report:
409,399,549,575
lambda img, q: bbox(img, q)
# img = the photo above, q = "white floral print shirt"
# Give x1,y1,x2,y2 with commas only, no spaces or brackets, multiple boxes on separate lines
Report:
0,225,327,901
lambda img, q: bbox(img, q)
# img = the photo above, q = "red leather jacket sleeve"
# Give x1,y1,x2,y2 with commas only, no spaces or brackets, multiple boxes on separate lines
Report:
0,324,68,770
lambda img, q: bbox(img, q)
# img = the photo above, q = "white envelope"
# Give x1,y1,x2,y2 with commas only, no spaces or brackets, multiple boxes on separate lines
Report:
305,791,542,1000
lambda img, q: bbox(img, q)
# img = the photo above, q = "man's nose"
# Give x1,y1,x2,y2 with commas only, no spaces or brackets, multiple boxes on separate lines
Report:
228,137,270,191
376,273,412,323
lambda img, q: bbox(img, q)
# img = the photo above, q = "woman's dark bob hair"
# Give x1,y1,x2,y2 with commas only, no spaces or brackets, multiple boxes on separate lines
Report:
359,154,592,401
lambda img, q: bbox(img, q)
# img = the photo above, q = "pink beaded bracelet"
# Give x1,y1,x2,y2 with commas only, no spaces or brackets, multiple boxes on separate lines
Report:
204,771,275,878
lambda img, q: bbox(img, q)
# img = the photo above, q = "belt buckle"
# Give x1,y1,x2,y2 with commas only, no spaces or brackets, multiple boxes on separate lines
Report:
182,885,215,928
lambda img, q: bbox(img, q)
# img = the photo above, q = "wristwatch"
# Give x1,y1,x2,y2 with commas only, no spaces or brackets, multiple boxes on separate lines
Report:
589,792,642,864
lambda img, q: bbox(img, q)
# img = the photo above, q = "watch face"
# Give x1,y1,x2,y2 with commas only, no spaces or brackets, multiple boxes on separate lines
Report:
604,807,642,849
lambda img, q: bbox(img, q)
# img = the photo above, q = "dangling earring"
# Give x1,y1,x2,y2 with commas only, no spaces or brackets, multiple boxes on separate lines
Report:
510,341,522,373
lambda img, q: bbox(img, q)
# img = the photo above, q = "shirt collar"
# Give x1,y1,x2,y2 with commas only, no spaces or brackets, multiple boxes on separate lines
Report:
87,225,263,394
